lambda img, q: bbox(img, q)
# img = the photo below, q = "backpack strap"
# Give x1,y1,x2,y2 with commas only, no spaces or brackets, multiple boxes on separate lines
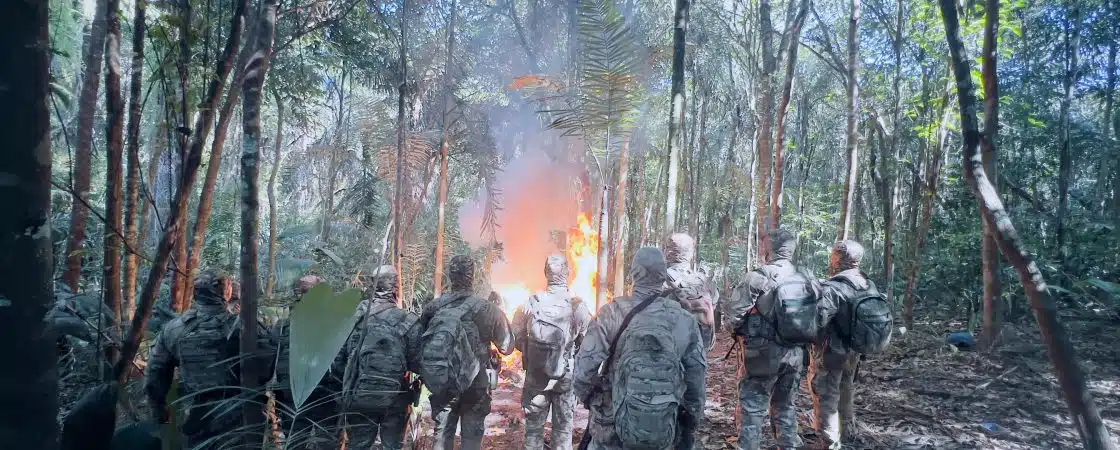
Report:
601,294,661,375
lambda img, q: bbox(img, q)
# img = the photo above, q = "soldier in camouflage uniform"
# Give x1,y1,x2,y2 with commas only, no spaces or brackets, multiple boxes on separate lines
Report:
145,270,275,449
512,254,592,450
662,233,717,351
810,240,867,449
574,248,707,450
340,265,422,450
422,255,513,450
722,229,807,450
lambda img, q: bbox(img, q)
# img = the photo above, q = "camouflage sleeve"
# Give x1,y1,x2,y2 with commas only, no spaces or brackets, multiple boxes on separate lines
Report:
817,283,843,329
572,298,592,337
573,316,609,406
679,317,708,427
511,304,528,352
480,300,514,355
144,327,178,423
722,271,764,333
404,315,424,374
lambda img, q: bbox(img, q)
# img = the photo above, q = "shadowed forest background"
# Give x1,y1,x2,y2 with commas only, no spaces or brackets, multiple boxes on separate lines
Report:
2,0,1120,447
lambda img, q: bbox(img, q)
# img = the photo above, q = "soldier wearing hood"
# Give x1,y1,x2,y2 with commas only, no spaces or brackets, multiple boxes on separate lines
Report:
421,255,514,450
722,229,810,450
574,248,707,450
512,254,592,450
145,270,274,449
662,233,717,350
810,240,868,449
339,265,422,450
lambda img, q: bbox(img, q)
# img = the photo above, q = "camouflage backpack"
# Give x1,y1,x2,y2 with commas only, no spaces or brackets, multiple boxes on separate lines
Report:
610,299,686,450
419,294,481,401
758,266,822,345
350,304,416,410
828,276,893,354
524,292,575,379
666,268,716,327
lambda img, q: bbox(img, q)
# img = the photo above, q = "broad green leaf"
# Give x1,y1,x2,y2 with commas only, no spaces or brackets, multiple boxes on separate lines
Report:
288,284,361,410
1088,279,1120,297
1047,284,1073,295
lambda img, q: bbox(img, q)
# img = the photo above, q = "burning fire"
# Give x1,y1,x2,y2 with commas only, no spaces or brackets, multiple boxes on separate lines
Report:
492,212,601,371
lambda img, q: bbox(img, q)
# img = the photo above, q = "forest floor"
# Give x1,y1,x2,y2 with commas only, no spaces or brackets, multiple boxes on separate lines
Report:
416,311,1120,449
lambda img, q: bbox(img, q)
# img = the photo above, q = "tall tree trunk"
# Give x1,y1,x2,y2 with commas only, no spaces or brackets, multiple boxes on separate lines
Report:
102,0,126,373
882,0,904,305
240,0,277,436
770,0,809,231
1105,0,1118,223
596,184,611,311
123,0,147,320
63,0,109,291
980,0,1002,350
838,0,861,241
0,0,59,444
665,0,690,233
394,0,410,302
433,0,457,298
903,83,951,330
1055,0,1080,263
613,139,630,295
137,108,169,259
114,0,248,385
266,90,284,298
942,3,1114,446
169,0,194,313
755,0,775,261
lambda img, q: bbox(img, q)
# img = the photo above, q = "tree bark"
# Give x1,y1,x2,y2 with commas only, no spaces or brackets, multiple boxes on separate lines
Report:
102,0,126,373
838,0,861,241
980,0,1002,350
941,2,1114,446
770,0,809,231
169,0,194,313
266,90,284,299
1055,0,1080,263
240,0,277,436
123,0,147,320
394,0,410,303
63,0,109,291
613,138,630,295
665,0,690,233
114,0,248,385
0,0,59,444
755,0,775,261
433,0,458,298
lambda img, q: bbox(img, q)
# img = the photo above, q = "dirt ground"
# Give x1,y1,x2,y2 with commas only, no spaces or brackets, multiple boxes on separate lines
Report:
415,314,1120,449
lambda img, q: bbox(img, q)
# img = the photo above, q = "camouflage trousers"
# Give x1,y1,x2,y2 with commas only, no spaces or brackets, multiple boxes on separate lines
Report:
430,375,491,450
737,340,804,450
346,405,410,450
522,376,576,450
809,344,860,449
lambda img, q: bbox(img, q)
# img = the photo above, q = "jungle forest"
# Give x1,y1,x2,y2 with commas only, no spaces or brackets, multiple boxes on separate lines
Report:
2,0,1120,447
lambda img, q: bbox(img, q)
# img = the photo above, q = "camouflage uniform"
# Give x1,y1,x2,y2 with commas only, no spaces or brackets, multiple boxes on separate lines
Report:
722,230,807,450
574,248,707,450
810,241,866,449
422,255,513,450
342,265,423,450
512,254,592,450
662,233,717,351
145,271,275,449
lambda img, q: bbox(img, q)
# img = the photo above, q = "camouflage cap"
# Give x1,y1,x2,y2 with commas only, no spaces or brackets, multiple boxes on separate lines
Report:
365,265,398,301
662,233,696,265
769,228,797,261
447,255,475,291
629,247,669,296
194,269,233,305
831,240,865,272
544,253,569,286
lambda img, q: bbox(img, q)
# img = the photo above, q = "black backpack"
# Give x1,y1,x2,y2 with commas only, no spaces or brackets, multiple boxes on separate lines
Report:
828,276,892,354
757,266,822,344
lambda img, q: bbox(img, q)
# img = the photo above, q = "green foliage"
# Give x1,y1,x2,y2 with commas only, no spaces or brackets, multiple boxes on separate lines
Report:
288,284,361,409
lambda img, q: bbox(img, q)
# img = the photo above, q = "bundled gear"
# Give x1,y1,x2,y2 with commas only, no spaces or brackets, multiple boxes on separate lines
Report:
663,233,717,350
419,293,481,401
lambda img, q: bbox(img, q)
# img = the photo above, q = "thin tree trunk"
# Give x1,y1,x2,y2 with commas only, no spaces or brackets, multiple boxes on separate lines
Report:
169,0,194,312
665,0,690,233
940,2,1114,446
770,0,809,231
63,0,109,291
613,138,630,296
394,0,409,303
755,0,775,261
114,0,247,385
0,0,58,444
240,0,277,436
980,0,1002,350
123,0,147,320
102,0,125,374
1055,0,1080,262
265,90,283,298
137,110,168,259
1105,0,1118,223
838,0,861,241
882,0,904,305
433,0,457,298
